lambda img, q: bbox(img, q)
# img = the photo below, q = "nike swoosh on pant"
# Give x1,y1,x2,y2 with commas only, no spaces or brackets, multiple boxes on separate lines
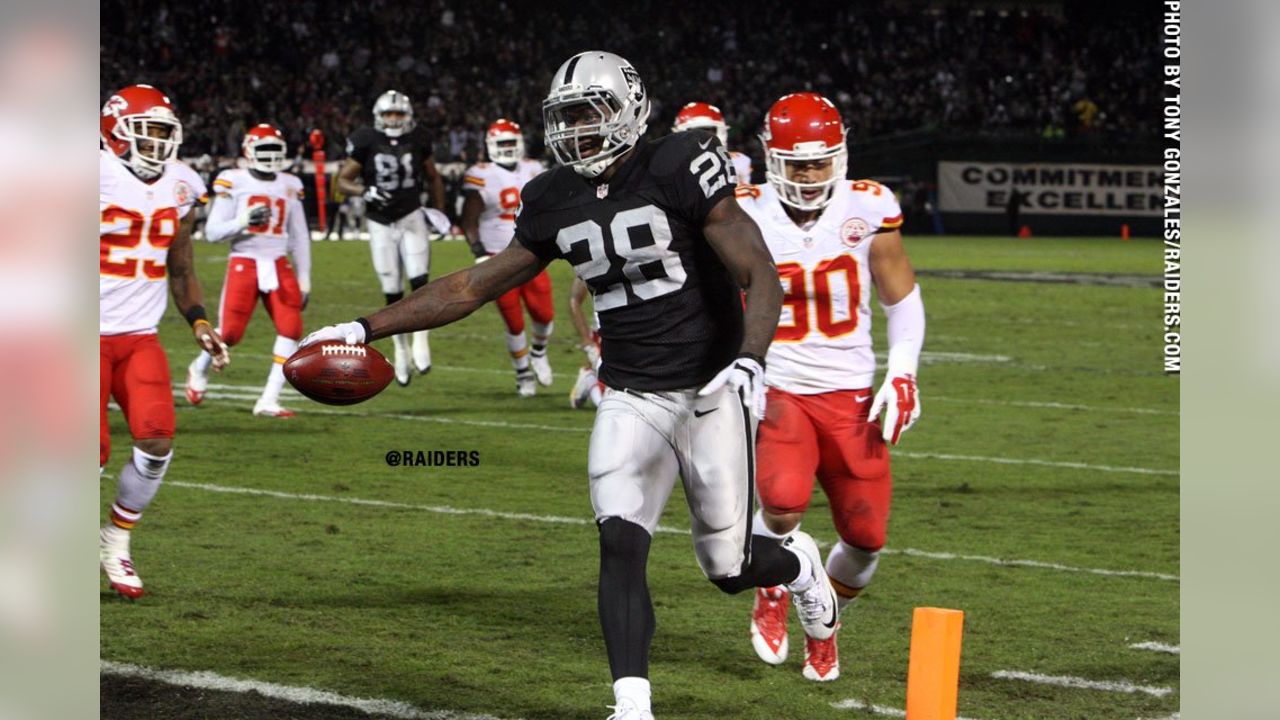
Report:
854,395,869,403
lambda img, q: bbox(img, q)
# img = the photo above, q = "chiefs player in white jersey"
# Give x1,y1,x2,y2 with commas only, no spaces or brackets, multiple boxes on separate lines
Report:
185,123,311,417
735,93,924,682
100,84,230,598
460,119,554,396
672,102,752,186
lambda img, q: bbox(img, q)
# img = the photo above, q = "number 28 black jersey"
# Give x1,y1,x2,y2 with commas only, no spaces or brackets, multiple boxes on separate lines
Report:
345,125,434,224
516,132,742,391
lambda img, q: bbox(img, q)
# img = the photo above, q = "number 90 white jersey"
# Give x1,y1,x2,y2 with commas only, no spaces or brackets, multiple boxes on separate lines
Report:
461,159,544,254
736,180,904,393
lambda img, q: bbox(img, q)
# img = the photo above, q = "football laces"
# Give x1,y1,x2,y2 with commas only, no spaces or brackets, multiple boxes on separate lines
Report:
321,344,367,357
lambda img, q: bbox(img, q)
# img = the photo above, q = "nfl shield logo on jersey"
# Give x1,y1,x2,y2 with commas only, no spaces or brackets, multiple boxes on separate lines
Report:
840,217,871,248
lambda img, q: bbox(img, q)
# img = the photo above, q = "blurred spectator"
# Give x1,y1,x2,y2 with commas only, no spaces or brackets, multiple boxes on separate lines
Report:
101,0,1158,163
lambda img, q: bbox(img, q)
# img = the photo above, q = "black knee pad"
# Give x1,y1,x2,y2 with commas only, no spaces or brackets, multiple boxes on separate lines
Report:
384,291,404,305
408,274,429,291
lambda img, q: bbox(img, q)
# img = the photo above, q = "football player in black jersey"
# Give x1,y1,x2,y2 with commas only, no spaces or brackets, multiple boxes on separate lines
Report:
335,90,446,385
303,52,839,720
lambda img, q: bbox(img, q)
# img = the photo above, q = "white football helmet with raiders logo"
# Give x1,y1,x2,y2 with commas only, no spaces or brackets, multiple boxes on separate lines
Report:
542,51,650,179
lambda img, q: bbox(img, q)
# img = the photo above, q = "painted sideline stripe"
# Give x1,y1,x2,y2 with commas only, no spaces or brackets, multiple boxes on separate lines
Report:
991,670,1174,698
101,660,514,720
1129,641,1180,654
830,698,983,720
164,387,1178,476
165,481,1178,582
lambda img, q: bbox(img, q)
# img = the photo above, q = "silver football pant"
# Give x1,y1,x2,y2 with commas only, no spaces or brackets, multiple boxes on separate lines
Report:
588,384,757,580
368,210,431,293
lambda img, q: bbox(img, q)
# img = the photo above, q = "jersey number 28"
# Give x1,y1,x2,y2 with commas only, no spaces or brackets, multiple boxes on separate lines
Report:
555,204,687,311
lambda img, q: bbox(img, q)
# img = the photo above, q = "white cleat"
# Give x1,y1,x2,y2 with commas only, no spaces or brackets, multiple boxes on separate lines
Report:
253,399,296,418
516,369,537,397
784,530,839,641
185,358,208,406
570,367,597,409
605,701,654,720
750,586,790,665
530,351,553,386
412,331,432,374
394,344,412,387
100,525,144,599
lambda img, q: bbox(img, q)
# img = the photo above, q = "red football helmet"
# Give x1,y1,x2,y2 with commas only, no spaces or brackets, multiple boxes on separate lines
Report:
760,93,847,211
243,123,290,173
672,102,728,147
485,118,525,165
100,84,183,179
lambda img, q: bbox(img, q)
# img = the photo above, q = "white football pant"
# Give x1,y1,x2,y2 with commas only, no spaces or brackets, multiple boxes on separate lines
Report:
368,211,431,293
588,385,757,580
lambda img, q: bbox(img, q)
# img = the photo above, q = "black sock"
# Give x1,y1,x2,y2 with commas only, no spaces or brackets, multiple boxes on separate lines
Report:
408,274,429,291
709,535,800,595
384,291,404,305
598,518,654,680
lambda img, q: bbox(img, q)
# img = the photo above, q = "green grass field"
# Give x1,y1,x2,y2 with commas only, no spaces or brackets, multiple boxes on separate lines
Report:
101,234,1179,720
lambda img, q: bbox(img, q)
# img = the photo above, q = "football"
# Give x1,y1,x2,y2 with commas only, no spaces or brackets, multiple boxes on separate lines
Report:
284,342,394,405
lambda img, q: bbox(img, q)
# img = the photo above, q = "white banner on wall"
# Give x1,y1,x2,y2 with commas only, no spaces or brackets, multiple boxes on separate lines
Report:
938,161,1162,216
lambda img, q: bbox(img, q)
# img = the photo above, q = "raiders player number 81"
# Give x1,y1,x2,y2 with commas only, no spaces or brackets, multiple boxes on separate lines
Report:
302,51,841,720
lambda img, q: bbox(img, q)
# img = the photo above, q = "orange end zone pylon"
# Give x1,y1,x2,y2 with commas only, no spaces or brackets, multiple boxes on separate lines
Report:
905,607,965,720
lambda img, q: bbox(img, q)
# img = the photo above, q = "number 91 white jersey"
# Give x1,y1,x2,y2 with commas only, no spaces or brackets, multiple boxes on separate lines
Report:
462,159,544,254
736,180,904,393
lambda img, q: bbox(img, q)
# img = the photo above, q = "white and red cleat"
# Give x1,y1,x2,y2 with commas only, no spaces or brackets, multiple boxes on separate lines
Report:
253,399,296,418
751,585,790,665
802,625,840,681
185,360,207,406
100,525,144,599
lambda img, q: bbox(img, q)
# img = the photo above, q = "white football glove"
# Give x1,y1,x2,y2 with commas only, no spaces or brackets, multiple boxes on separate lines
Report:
581,342,601,370
868,373,920,445
363,186,392,204
698,355,767,420
299,320,366,349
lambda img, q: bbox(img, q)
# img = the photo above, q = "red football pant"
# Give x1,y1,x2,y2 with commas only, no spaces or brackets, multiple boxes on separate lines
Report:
217,256,304,345
100,333,174,467
756,388,893,551
495,269,553,335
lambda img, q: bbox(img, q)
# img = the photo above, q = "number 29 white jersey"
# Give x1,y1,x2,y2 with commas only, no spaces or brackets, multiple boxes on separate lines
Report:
99,150,208,335
736,180,903,393
462,159,544,254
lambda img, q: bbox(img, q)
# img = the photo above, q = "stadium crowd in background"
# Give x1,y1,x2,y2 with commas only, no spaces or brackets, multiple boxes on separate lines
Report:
102,0,1157,170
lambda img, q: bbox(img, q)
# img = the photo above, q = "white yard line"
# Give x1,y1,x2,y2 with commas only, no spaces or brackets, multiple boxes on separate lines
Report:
885,548,1178,582
164,384,1179,476
990,670,1174,698
101,660,515,720
164,481,1178,582
928,396,1178,416
1129,641,1180,654
829,698,984,720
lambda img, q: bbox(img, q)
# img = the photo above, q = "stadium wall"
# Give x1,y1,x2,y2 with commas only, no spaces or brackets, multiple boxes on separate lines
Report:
851,131,1163,236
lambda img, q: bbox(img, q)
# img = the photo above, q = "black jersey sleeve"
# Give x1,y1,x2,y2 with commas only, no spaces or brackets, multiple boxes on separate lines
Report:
413,127,435,161
651,131,738,227
345,127,375,165
512,168,564,263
